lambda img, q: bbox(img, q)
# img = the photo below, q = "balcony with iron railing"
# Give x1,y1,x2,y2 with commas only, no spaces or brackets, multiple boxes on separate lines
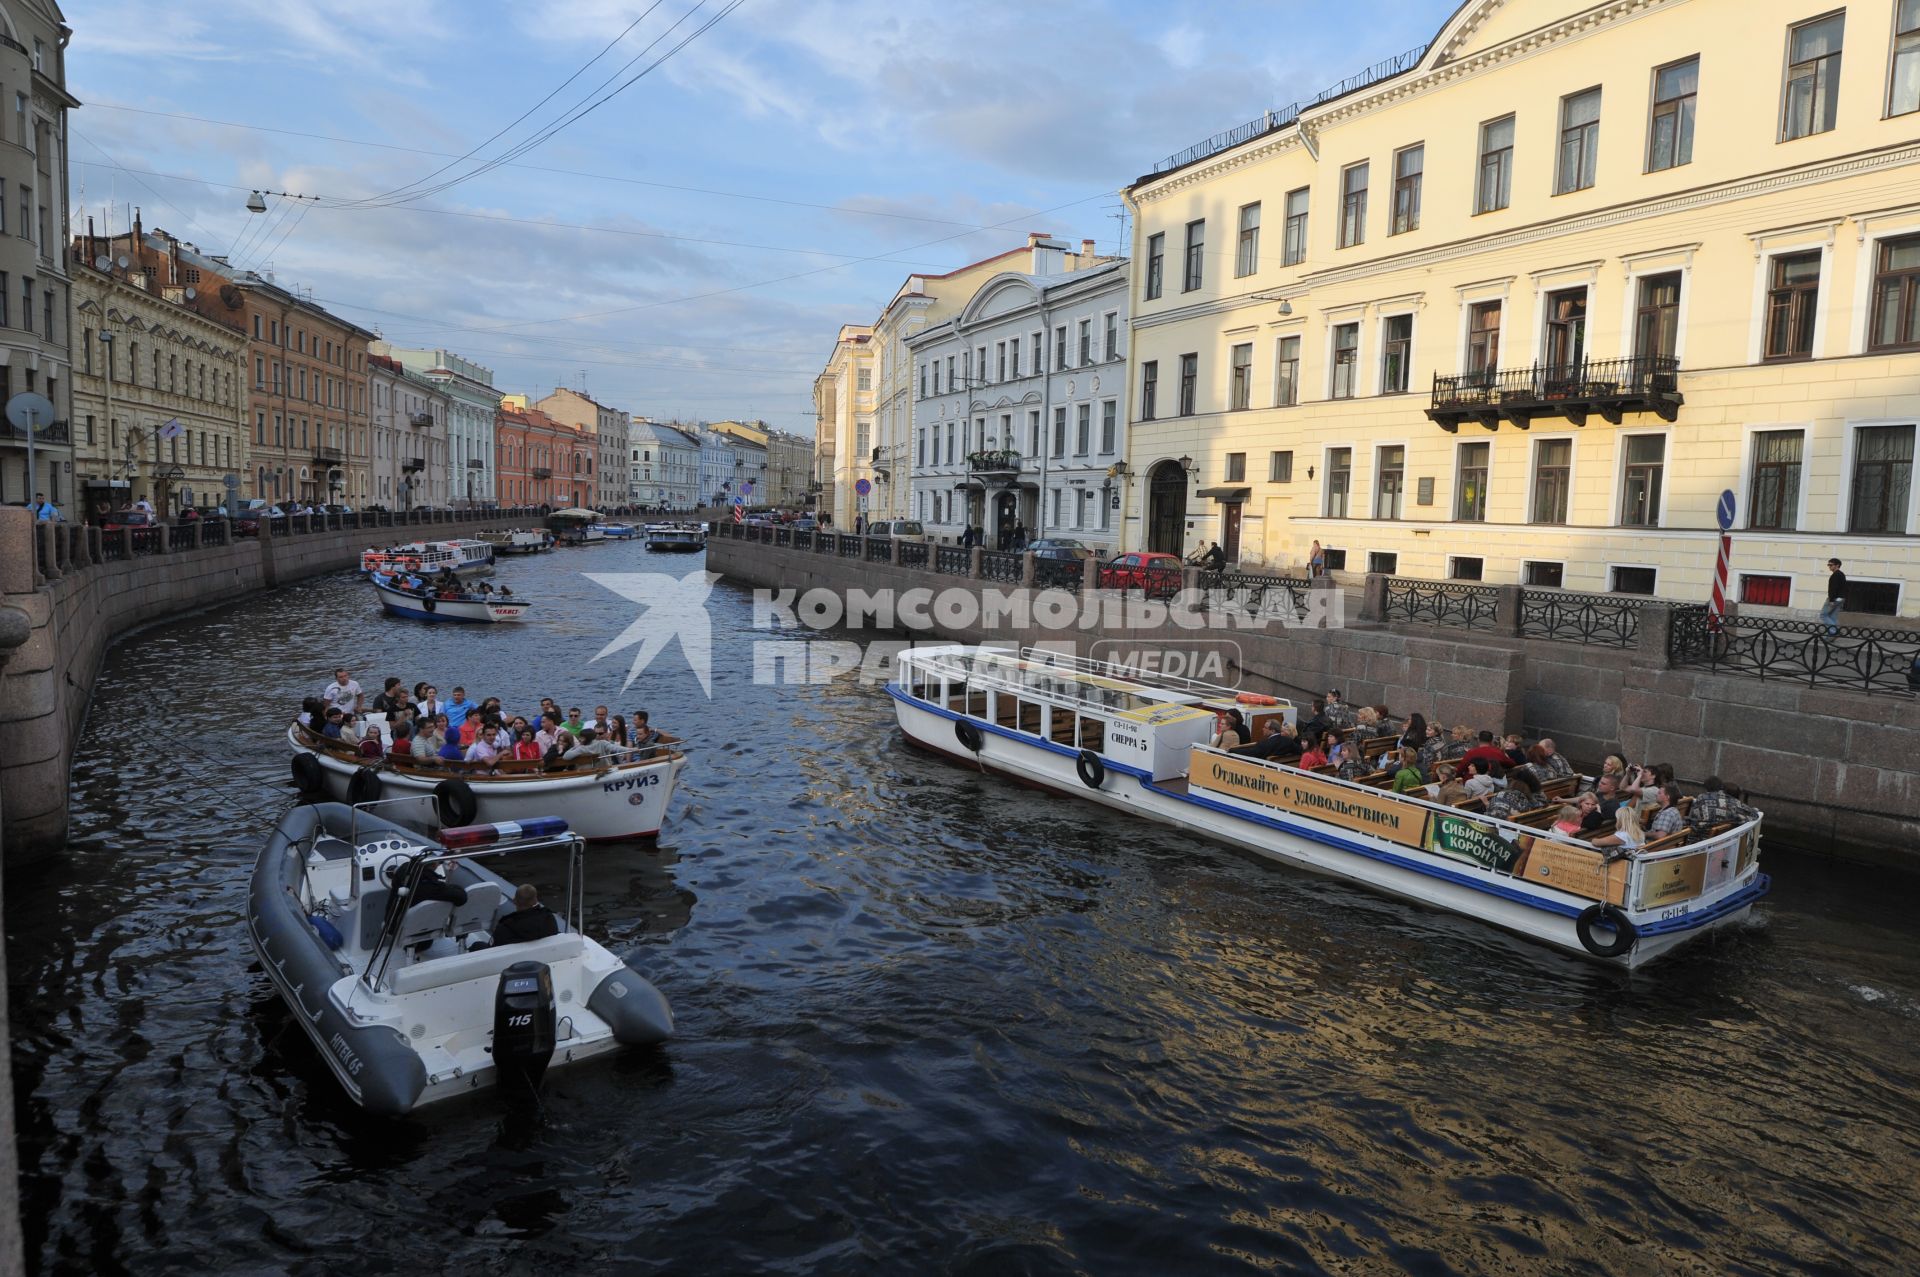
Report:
966,449,1027,481
403,457,426,473
0,419,70,445
1428,356,1682,432
409,412,435,427
531,466,553,479
313,446,345,467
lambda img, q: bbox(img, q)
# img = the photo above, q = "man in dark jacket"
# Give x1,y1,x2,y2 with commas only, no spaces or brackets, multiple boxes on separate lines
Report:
1821,558,1846,636
491,884,561,947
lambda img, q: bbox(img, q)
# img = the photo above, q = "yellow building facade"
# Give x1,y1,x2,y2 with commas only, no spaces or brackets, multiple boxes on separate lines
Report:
1124,0,1920,617
812,325,874,526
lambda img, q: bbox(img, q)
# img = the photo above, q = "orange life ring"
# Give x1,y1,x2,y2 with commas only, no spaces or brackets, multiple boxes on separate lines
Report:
1237,693,1279,705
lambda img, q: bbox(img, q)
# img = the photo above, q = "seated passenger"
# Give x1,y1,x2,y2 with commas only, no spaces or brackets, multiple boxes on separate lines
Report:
490,884,561,947
1593,801,1647,850
321,707,347,739
1211,709,1248,750
1687,776,1758,831
1550,803,1584,837
1390,748,1425,794
1461,731,1509,773
1463,758,1502,798
513,727,543,761
1434,763,1470,806
1648,783,1687,837
357,731,384,759
1441,724,1474,762
1485,769,1541,822
630,710,679,746
1298,732,1330,772
562,728,622,762
1233,718,1300,761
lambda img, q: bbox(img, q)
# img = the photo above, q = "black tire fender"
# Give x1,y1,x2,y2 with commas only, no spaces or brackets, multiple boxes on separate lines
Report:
954,719,984,753
347,766,383,805
1575,903,1638,959
434,777,479,827
290,751,326,798
1076,749,1106,789
423,596,436,613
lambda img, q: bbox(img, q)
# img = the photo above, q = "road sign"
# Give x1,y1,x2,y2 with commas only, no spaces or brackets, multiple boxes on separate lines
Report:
4,393,54,431
1716,488,1736,532
855,478,871,496
858,494,869,512
223,473,241,490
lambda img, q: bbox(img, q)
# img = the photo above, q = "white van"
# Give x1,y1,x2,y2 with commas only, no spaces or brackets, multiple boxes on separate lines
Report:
863,520,929,541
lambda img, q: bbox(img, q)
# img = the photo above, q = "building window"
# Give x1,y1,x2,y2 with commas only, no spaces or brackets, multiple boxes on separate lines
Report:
1229,342,1253,410
1235,202,1261,277
1544,288,1588,371
1052,407,1067,456
1225,452,1246,483
1269,450,1293,482
1869,234,1920,351
1325,448,1352,517
1283,187,1309,265
1844,581,1903,615
1339,163,1368,248
1078,320,1092,366
1533,439,1572,524
1104,312,1118,361
1178,353,1198,415
1620,435,1666,526
1849,424,1915,533
1648,56,1699,171
1145,233,1164,300
1183,219,1205,292
1893,0,1920,116
1634,272,1682,360
1748,429,1804,530
1380,315,1412,394
1101,400,1116,453
1477,115,1515,213
1331,323,1359,399
1368,551,1399,576
1741,574,1792,607
1055,327,1068,370
918,364,927,398
1782,12,1845,140
1765,252,1822,361
1141,360,1158,420
1556,88,1602,193
1274,335,1300,407
1525,561,1565,588
1457,442,1490,521
1374,446,1405,519
1466,300,1502,380
1390,145,1423,235
1611,567,1658,595
1322,548,1348,571
1011,341,1022,379
1451,556,1484,582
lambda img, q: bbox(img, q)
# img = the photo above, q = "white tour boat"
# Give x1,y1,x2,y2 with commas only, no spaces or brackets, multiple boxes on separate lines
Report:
249,801,672,1115
601,522,639,540
479,528,555,555
545,508,608,546
370,573,530,624
290,720,684,841
890,646,1769,969
360,538,497,577
644,523,707,552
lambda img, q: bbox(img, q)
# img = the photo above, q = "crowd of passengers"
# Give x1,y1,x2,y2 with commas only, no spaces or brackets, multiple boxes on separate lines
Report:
301,668,678,772
1209,688,1759,850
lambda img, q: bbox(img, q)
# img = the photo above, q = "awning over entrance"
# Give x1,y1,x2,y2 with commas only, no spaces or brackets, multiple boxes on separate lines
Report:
1194,485,1250,503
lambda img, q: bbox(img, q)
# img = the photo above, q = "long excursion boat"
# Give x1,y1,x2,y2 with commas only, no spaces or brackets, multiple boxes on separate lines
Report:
645,523,706,552
369,573,530,624
290,720,683,840
360,539,497,577
479,528,554,555
249,801,671,1115
890,646,1768,969
545,508,607,546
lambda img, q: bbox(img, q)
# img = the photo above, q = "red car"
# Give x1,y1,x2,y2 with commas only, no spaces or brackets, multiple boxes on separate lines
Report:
1099,551,1184,598
100,509,162,551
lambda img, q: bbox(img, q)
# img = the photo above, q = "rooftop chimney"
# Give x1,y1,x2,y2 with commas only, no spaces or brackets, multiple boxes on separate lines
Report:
1081,238,1096,258
1030,236,1070,276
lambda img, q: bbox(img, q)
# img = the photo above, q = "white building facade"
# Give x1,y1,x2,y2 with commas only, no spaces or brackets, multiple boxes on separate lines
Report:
369,354,450,511
695,426,738,506
375,345,499,507
630,419,700,509
907,255,1131,548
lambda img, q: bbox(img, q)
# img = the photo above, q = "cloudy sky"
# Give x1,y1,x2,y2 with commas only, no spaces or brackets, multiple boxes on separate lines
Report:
70,0,1457,435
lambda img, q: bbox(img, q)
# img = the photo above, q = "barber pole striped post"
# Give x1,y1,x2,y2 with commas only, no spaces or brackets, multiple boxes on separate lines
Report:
1708,489,1736,632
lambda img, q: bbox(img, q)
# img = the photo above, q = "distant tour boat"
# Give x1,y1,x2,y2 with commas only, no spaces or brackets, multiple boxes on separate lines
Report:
479,528,554,555
890,645,1768,969
645,523,706,552
544,508,607,546
600,523,639,540
360,538,496,577
370,573,529,623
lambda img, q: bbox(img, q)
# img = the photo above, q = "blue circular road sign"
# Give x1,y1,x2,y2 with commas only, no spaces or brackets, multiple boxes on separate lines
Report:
1716,489,1736,531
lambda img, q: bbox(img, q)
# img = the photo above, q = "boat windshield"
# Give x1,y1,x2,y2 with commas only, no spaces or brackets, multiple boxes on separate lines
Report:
913,646,1251,717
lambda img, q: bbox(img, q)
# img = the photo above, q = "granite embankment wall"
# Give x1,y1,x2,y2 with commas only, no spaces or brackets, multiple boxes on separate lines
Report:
0,506,515,866
708,535,1920,863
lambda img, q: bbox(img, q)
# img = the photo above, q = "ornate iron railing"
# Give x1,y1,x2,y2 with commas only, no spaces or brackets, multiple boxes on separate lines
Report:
935,545,971,575
202,520,229,546
980,549,1022,583
1670,608,1920,696
1033,557,1084,592
966,449,1023,473
1384,577,1499,630
774,526,791,546
1200,570,1311,619
838,534,862,559
793,529,813,552
865,536,891,562
1519,589,1641,647
1428,355,1682,429
899,541,929,569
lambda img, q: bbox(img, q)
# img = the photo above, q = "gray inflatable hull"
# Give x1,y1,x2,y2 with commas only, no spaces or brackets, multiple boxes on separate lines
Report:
248,803,428,1116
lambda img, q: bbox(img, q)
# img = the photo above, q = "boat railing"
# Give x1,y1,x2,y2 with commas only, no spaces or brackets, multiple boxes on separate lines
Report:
912,647,1181,719
1017,644,1257,703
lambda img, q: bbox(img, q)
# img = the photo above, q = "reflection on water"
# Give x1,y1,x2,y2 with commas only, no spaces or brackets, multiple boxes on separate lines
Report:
8,545,1920,1274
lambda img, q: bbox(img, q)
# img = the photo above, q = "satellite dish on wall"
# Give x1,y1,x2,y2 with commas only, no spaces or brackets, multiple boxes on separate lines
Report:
5,392,55,432
184,287,197,300
116,255,130,269
93,255,110,271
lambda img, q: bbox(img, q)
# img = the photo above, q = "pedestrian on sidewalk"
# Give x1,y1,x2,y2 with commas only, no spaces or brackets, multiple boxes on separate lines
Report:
1820,558,1846,636
1308,539,1325,579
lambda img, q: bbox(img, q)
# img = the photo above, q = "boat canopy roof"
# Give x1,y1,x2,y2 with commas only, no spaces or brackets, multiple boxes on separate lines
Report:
548,508,601,521
906,645,1277,717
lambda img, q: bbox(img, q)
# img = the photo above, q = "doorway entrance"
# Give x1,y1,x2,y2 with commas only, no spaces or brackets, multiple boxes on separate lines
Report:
1221,503,1242,562
994,491,1018,549
1148,461,1188,554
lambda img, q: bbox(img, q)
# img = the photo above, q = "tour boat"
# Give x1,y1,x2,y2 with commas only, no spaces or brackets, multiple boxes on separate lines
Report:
890,646,1768,969
600,523,638,540
645,523,706,552
479,528,554,555
360,539,496,577
370,573,530,624
249,802,672,1115
289,720,684,840
545,508,607,546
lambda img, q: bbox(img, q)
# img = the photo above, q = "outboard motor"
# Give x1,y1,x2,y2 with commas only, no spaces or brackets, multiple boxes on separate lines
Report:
492,961,556,1097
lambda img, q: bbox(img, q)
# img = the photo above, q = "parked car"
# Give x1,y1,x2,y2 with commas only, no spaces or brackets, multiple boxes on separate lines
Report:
1098,551,1184,598
791,515,819,532
1029,538,1095,561
864,520,929,541
100,509,161,550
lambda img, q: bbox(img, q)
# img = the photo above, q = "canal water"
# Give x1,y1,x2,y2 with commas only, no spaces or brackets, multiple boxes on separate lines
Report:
8,546,1920,1274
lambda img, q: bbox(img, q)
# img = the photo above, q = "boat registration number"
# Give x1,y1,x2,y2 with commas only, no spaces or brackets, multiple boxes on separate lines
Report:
1659,904,1691,922
601,772,662,794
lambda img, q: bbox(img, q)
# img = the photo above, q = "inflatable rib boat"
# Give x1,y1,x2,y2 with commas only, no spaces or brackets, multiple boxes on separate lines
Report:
248,801,672,1115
